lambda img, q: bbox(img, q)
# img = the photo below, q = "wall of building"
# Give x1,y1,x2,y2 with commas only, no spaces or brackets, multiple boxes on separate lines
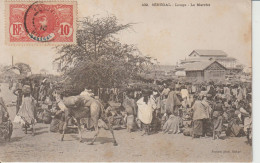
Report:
186,68,226,81
204,70,226,81
226,68,243,75
186,71,204,80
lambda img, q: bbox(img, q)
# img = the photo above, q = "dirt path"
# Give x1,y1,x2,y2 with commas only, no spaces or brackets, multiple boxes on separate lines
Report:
0,83,252,162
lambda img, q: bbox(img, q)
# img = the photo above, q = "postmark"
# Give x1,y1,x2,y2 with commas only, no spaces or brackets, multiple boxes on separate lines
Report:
5,0,77,45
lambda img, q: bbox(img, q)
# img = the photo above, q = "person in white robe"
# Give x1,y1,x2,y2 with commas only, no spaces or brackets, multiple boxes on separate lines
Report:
137,91,156,135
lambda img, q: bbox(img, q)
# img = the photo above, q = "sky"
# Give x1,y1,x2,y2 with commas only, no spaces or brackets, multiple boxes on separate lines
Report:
0,0,251,73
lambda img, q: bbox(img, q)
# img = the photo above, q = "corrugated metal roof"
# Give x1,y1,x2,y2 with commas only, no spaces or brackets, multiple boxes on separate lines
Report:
191,50,228,57
183,61,213,71
180,58,208,64
214,57,236,61
182,61,226,71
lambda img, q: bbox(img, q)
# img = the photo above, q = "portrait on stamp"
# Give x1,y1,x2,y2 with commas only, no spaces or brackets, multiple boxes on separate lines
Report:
5,1,77,45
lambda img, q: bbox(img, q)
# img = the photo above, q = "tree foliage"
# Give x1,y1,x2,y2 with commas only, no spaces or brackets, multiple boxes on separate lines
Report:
55,16,152,92
14,62,31,75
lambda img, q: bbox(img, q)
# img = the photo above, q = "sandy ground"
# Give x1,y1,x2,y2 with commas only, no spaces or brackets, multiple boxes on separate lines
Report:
0,83,252,162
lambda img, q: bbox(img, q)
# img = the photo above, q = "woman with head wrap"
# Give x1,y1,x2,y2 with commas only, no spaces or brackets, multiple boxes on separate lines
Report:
191,95,212,138
212,97,224,140
15,84,36,135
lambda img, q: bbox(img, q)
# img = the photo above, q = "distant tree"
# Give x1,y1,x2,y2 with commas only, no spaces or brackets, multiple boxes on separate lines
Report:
13,63,31,75
40,69,49,75
0,65,20,82
55,15,152,93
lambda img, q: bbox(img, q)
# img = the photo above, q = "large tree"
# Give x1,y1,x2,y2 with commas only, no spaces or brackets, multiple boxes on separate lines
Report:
55,16,152,93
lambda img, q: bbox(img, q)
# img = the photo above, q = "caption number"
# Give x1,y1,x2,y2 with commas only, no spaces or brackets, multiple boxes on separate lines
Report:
60,24,70,35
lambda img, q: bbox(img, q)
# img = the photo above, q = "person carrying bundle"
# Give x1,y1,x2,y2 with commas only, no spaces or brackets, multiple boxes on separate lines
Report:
14,84,36,135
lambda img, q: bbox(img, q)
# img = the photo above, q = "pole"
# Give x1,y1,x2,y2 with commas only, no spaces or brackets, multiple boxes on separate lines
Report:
12,56,13,66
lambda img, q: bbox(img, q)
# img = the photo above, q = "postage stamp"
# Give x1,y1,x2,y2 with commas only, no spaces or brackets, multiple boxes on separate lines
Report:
5,0,77,45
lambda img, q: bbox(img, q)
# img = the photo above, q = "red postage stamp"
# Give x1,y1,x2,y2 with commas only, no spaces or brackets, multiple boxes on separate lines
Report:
5,1,77,45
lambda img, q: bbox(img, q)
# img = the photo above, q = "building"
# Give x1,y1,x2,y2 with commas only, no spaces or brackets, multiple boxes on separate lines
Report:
140,65,176,82
183,61,227,81
178,50,243,74
152,65,176,76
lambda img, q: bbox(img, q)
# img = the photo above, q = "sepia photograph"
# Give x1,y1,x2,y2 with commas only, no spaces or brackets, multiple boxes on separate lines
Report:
0,0,252,162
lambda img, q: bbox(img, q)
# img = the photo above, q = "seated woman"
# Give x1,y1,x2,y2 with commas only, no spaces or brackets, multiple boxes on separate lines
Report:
0,96,13,140
0,97,9,124
225,111,245,137
105,105,125,130
162,110,183,134
50,109,65,133
161,110,169,130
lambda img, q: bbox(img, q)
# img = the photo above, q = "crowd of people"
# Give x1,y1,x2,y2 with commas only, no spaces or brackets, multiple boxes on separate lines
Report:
120,81,252,141
0,76,252,145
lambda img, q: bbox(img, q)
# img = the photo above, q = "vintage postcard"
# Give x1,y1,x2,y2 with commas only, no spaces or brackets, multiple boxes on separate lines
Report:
0,0,252,162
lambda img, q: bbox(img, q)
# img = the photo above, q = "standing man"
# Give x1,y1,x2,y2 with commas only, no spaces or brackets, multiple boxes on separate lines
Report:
212,97,224,140
137,90,156,135
165,84,181,115
13,78,23,114
160,83,170,115
161,83,170,99
9,78,13,90
123,89,137,132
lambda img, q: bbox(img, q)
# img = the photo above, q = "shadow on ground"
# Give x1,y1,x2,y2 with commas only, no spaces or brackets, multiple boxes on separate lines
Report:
71,135,114,144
